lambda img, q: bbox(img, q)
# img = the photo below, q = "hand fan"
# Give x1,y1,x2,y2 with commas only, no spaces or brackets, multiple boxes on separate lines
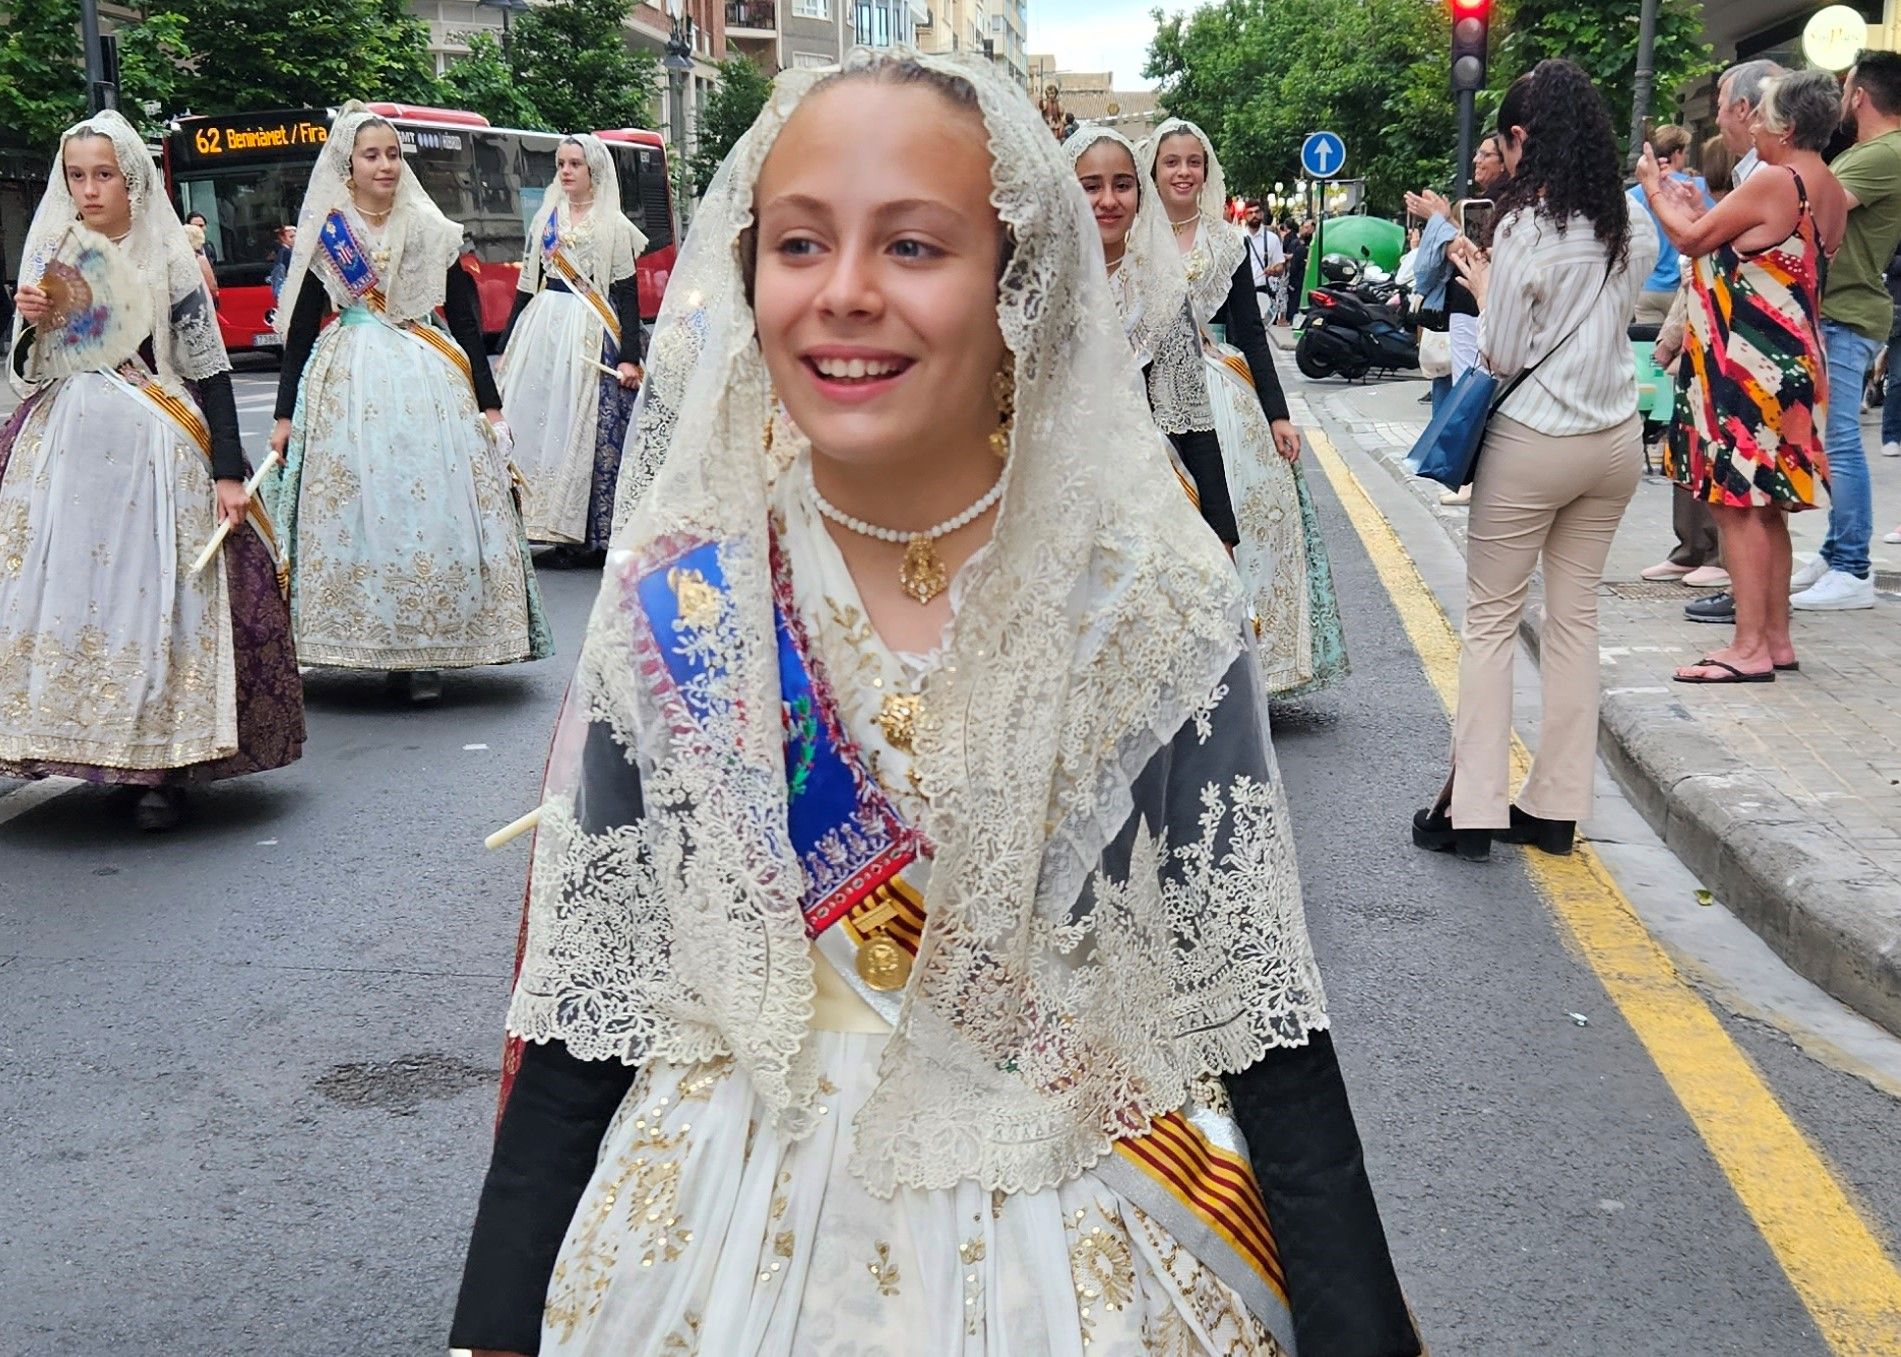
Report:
32,223,151,379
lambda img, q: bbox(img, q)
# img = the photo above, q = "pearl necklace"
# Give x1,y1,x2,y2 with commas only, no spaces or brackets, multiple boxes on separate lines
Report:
805,458,1003,605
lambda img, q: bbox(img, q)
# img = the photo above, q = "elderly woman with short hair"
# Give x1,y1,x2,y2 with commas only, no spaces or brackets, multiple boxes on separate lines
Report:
1639,68,1848,685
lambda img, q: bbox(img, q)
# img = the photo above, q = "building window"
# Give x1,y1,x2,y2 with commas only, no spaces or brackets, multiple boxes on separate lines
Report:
792,0,828,17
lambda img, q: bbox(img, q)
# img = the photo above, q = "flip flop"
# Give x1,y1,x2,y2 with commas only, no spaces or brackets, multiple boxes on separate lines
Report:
1774,659,1800,672
1674,657,1775,684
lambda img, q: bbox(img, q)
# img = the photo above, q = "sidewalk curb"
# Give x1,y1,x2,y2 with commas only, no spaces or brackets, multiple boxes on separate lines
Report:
1319,390,1901,1038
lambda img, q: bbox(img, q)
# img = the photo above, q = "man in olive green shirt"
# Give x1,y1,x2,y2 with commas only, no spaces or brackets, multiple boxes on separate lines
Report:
1800,50,1901,611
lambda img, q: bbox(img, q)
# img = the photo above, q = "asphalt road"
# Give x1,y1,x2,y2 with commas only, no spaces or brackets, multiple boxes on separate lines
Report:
1,366,1897,1355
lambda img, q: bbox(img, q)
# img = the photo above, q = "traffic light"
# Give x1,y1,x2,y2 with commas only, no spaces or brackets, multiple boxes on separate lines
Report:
1450,0,1490,93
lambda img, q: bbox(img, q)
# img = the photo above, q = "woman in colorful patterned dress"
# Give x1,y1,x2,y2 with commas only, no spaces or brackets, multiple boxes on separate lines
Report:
1641,69,1848,684
498,134,647,568
1,111,303,831
268,103,551,703
1143,119,1350,699
452,52,1420,1357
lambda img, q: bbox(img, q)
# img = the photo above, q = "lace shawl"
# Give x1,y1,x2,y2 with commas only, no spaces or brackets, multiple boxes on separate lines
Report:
516,134,648,298
274,102,463,334
510,50,1328,1197
1140,118,1247,326
12,110,228,395
1063,125,1211,435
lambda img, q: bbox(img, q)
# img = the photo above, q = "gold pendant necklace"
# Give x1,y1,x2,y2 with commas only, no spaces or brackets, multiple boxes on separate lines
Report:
806,460,1005,606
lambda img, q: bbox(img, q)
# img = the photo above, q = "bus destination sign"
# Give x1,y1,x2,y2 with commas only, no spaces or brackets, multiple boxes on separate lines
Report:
179,114,329,164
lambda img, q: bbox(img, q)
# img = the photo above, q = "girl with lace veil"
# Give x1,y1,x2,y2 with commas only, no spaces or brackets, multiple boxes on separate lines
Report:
266,102,551,702
451,52,1421,1357
498,134,649,567
1144,119,1350,697
0,111,304,832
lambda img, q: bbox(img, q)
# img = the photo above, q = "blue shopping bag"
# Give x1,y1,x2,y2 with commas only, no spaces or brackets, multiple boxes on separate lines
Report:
1403,367,1501,489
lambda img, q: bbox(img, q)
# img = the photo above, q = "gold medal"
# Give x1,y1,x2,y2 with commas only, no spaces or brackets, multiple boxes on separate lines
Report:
855,933,912,991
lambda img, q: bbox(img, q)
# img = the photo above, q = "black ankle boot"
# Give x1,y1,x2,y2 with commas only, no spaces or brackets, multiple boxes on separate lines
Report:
1411,804,1492,862
134,787,187,833
1498,804,1576,855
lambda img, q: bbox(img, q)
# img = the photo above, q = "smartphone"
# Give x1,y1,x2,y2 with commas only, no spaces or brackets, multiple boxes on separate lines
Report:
1457,198,1494,243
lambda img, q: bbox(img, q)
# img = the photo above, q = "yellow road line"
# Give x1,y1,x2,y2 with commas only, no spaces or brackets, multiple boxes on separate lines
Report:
1307,427,1901,1355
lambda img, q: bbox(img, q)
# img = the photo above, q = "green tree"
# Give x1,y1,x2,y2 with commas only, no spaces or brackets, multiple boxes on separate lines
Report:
440,31,547,130
506,0,658,134
1147,0,1457,214
0,0,88,149
115,0,442,115
689,56,771,194
1492,0,1716,152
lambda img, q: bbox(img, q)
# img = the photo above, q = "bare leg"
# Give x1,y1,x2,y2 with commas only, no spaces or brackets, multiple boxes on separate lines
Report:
1766,511,1795,668
1678,503,1774,678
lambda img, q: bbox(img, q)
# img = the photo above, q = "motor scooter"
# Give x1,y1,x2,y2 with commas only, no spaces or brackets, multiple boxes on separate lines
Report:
1294,250,1419,381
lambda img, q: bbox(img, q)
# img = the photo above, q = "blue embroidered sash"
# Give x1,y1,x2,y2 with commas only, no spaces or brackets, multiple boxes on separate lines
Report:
632,538,918,935
318,211,378,302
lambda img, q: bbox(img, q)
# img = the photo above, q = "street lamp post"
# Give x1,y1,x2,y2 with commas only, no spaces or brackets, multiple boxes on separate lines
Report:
665,0,696,228
476,0,532,56
79,0,116,112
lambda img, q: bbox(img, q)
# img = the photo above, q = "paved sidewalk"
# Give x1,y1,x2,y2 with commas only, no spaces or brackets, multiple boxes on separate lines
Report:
1312,375,1901,1037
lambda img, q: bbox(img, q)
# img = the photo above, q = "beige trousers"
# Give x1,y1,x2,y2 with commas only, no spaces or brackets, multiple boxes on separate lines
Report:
1452,412,1643,829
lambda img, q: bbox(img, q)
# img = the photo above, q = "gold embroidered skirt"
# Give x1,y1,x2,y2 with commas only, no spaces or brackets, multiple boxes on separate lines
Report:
539,1029,1288,1356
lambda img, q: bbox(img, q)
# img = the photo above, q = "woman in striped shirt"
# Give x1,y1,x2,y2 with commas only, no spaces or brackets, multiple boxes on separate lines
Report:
1412,59,1657,863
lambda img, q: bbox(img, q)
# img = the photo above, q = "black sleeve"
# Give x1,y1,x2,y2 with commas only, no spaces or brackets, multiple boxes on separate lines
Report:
498,288,532,355
449,1039,638,1355
11,324,32,380
610,277,643,364
450,718,647,1353
445,264,502,412
1226,1032,1422,1357
272,275,328,422
1169,427,1238,546
198,370,244,481
1217,262,1291,424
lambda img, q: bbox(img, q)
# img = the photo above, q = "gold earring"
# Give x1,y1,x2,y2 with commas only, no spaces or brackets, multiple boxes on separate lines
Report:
345,176,356,191
763,384,777,453
989,363,1015,460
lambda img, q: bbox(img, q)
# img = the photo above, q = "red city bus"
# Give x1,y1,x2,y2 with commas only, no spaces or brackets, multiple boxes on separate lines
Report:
163,104,678,353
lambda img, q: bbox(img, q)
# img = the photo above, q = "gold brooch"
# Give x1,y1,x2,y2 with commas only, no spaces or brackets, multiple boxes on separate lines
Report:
899,536,948,605
874,692,923,755
667,566,722,631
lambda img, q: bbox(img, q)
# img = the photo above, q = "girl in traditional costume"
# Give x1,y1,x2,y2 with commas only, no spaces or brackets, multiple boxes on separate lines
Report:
499,134,648,567
268,103,550,702
452,53,1421,1357
1144,119,1350,698
1,111,304,832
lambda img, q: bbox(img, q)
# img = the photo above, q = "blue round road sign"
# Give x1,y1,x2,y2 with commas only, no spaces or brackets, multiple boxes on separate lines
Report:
1301,131,1346,180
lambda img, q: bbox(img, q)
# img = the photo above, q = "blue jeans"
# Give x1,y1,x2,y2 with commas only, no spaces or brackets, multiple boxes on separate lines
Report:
1884,335,1901,447
1821,319,1881,579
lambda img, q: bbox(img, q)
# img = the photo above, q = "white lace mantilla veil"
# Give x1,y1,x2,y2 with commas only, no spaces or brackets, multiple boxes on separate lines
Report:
516,133,648,298
1062,124,1210,435
11,109,227,395
1140,116,1248,325
511,48,1328,1197
273,100,464,338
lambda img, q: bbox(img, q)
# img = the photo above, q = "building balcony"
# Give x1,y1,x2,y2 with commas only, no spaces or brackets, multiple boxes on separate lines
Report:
726,0,777,36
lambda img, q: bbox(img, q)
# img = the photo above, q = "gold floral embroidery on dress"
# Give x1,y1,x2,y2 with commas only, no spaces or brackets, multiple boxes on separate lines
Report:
757,1227,796,1286
543,1098,693,1341
676,1053,735,1104
658,1310,702,1356
0,623,231,767
867,1240,901,1297
1071,1222,1136,1312
1131,1205,1288,1356
0,492,29,578
959,1236,986,1335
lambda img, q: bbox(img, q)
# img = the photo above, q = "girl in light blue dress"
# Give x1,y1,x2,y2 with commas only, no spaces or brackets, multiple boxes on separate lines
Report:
268,102,550,700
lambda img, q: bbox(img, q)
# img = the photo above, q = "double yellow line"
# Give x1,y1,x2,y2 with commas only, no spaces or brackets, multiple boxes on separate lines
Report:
1307,428,1901,1354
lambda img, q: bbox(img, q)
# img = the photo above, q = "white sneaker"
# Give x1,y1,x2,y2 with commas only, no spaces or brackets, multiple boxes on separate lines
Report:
1885,527,1901,545
1791,569,1876,610
1790,555,1829,592
1885,441,1901,457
